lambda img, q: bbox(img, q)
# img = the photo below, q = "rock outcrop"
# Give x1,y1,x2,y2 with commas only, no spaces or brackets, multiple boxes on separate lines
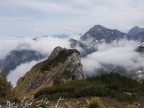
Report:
15,47,84,99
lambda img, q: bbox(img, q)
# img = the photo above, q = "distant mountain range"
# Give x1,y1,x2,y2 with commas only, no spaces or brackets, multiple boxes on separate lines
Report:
0,49,46,75
81,25,144,42
69,25,144,78
81,25,127,43
70,25,144,56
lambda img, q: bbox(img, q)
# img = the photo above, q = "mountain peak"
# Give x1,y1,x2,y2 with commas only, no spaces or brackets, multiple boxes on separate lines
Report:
51,46,64,54
15,47,84,98
81,25,126,43
133,26,140,29
128,26,144,36
92,25,107,31
48,46,65,59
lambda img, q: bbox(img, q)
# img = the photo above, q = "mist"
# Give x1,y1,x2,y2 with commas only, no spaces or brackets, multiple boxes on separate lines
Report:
1,36,144,86
82,39,143,76
0,35,79,86
11,36,71,55
7,60,39,87
0,36,73,60
0,37,24,59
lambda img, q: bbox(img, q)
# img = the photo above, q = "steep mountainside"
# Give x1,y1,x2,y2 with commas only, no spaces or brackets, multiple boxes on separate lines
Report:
15,47,84,99
128,26,144,36
0,49,46,75
133,31,144,42
81,25,127,43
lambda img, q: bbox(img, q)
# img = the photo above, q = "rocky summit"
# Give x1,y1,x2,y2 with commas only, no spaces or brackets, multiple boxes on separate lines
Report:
15,46,84,99
81,25,127,43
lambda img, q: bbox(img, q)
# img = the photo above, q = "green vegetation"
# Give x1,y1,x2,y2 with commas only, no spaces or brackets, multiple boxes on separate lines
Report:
34,73,144,103
61,70,72,79
40,49,79,71
0,73,12,103
53,69,72,85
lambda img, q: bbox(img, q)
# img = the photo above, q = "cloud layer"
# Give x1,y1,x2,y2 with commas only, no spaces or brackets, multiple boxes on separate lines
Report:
1,36,144,86
0,36,71,59
82,40,143,76
0,36,74,87
7,60,39,87
0,0,144,37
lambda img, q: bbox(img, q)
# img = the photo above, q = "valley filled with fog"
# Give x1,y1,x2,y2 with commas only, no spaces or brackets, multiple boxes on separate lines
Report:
0,25,144,87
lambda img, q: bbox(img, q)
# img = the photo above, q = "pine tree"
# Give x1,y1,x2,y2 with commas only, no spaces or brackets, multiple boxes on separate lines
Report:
0,73,12,98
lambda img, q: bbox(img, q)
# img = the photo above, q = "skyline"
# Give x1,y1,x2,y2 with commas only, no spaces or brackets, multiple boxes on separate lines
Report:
0,0,144,37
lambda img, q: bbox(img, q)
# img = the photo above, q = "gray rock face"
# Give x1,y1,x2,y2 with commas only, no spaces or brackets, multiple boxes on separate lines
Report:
50,46,84,80
24,47,84,91
61,52,84,80
27,76,48,91
128,26,144,36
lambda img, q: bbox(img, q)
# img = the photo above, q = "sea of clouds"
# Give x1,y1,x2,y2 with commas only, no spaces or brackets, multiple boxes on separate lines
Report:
0,35,143,87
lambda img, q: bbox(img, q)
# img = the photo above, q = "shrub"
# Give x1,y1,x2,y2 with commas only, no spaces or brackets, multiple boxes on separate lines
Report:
110,92,136,103
34,72,142,103
0,73,12,102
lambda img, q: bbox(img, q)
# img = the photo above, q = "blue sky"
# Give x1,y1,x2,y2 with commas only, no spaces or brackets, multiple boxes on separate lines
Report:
0,0,144,37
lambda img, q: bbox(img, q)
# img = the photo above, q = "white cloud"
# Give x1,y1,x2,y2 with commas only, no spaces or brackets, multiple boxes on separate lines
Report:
21,36,71,55
0,0,82,14
0,36,71,60
82,40,143,75
0,37,25,59
3,35,79,87
0,0,144,37
1,37,144,86
7,60,39,87
2,36,72,87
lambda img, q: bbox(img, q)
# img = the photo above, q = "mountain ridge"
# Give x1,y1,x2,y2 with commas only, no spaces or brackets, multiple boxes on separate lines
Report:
15,46,84,99
81,25,128,43
0,49,46,75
